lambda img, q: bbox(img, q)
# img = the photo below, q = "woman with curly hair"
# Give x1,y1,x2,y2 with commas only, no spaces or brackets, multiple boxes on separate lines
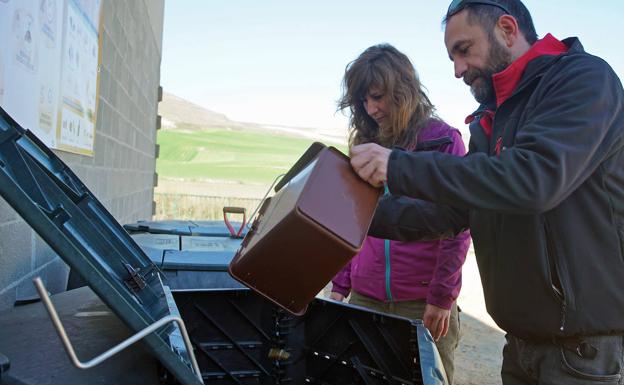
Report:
330,43,471,384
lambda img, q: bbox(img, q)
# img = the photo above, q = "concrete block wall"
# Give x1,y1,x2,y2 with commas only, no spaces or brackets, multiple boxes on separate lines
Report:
0,0,165,311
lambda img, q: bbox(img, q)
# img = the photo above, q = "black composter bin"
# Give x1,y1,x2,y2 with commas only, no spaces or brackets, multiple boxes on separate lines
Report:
0,107,447,385
170,289,443,384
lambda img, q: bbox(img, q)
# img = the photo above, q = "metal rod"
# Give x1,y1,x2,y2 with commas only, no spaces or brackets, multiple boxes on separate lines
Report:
33,277,203,382
246,173,284,229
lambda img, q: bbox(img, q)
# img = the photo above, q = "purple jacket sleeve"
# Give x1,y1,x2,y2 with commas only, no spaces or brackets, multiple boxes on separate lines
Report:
426,128,471,309
427,230,471,309
331,260,352,297
438,128,467,158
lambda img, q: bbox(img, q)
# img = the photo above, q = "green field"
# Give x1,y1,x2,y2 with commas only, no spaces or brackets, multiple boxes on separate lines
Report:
157,130,347,183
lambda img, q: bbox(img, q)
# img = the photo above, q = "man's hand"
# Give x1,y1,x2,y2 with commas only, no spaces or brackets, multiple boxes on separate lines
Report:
349,143,391,188
423,303,451,341
329,292,345,302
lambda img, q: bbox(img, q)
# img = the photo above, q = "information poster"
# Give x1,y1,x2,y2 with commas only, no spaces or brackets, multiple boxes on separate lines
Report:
0,0,102,155
57,0,101,154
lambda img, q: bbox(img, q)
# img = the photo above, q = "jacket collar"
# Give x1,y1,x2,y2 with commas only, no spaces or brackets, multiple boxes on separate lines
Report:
492,33,568,107
417,120,452,143
465,34,577,122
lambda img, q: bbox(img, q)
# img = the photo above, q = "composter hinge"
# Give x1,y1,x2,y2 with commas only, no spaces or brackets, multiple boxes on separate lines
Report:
122,263,154,293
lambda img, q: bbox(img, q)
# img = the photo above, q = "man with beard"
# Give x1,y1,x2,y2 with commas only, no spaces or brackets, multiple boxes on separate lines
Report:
348,0,624,384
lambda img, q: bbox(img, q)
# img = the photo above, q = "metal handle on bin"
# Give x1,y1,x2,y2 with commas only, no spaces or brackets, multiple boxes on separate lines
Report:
32,277,203,382
223,206,247,238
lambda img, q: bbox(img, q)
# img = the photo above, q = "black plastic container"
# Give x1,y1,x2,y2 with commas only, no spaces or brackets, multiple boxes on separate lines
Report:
170,289,443,385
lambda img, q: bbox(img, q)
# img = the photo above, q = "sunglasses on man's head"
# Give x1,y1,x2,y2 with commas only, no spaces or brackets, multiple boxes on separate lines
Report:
446,0,510,19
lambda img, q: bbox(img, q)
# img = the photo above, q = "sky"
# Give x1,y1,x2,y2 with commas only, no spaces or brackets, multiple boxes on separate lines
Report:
161,1,624,138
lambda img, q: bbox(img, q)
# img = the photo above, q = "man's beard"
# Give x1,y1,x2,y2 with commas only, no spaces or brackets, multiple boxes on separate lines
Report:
464,36,512,104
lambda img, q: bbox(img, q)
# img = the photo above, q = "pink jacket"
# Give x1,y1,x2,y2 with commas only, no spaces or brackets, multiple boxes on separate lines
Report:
331,120,471,309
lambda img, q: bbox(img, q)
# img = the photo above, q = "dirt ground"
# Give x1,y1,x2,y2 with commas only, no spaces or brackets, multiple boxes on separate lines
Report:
453,249,505,385
157,180,506,384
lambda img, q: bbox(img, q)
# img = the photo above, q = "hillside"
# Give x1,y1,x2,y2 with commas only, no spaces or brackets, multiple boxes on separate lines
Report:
159,93,230,127
158,92,346,144
159,92,260,131
155,92,349,200
156,93,348,185
156,129,348,184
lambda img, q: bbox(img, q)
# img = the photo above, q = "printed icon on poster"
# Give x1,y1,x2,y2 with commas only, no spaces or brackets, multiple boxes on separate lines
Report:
12,8,38,73
40,0,58,48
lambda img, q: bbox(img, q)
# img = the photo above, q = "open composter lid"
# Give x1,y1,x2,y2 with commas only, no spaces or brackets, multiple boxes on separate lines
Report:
0,107,203,385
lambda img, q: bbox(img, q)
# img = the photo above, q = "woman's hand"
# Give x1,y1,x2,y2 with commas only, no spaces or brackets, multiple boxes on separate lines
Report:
423,303,451,341
329,292,345,302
